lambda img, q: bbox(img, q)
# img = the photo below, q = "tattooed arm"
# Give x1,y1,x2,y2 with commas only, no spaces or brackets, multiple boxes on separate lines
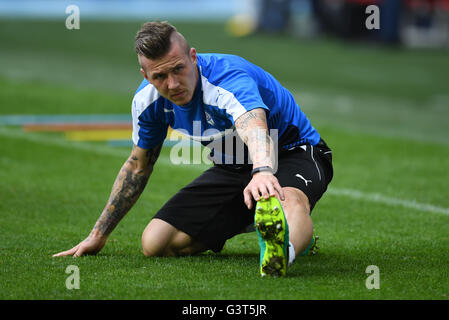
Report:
234,108,284,209
53,143,162,257
92,143,162,237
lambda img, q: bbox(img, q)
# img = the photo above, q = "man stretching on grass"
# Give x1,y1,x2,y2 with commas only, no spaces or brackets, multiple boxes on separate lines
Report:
53,21,333,277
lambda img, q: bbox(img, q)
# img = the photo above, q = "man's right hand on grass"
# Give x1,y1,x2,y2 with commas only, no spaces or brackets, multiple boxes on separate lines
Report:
52,233,106,257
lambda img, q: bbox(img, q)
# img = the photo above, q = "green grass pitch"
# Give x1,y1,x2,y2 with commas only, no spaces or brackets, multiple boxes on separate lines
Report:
0,19,448,300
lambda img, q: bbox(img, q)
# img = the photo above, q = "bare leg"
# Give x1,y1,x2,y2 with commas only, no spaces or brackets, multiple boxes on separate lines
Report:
280,187,313,256
141,218,207,257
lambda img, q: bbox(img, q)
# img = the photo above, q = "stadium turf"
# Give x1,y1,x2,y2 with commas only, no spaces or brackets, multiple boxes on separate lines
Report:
0,19,448,300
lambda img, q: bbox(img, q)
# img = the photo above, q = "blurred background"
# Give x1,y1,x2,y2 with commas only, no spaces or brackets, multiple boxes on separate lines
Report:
2,0,449,47
0,0,448,145
1,0,449,300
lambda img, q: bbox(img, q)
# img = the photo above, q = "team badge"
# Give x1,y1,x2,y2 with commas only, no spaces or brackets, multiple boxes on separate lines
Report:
205,111,215,126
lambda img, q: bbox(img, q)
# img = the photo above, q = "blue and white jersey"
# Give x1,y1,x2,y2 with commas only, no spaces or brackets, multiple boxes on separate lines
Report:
132,53,320,155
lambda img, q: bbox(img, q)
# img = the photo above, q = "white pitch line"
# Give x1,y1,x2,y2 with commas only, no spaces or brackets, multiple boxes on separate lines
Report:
1,126,448,216
327,187,449,216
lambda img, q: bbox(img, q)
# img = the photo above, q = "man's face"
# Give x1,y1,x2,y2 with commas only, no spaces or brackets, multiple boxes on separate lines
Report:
139,38,198,106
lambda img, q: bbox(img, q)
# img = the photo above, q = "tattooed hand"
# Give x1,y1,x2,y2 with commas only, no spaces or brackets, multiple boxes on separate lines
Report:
52,143,162,257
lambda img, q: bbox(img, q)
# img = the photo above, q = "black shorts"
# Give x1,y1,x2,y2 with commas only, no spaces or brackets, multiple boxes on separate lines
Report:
152,139,333,253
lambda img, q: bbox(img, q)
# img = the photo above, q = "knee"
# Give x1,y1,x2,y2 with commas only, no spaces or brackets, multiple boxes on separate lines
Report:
141,232,197,257
141,219,176,257
141,228,169,257
141,242,163,257
281,187,311,216
141,219,200,257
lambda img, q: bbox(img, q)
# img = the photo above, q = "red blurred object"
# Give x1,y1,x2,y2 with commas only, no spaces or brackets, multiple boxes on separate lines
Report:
344,0,382,4
345,0,449,11
400,0,449,11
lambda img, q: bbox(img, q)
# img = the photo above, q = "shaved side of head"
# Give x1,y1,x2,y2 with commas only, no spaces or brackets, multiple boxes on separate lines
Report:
135,21,190,60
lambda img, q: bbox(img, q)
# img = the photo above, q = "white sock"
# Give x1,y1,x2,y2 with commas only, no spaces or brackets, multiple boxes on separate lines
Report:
288,241,296,267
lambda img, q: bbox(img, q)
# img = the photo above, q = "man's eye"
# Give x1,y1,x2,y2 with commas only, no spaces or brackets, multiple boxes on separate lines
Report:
174,66,183,73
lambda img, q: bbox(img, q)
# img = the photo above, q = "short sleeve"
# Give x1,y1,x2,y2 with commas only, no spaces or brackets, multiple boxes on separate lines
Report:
201,71,270,125
131,95,168,150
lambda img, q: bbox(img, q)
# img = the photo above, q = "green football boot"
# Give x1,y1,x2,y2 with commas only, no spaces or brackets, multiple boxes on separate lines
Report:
255,196,289,277
300,234,319,256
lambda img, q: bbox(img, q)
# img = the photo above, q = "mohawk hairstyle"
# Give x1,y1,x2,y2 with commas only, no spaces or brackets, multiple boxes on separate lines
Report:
135,21,177,59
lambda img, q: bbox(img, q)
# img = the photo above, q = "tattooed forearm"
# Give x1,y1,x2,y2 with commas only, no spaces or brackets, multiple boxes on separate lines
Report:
250,130,273,165
93,167,148,236
235,109,275,168
146,144,162,167
91,144,162,237
235,110,266,131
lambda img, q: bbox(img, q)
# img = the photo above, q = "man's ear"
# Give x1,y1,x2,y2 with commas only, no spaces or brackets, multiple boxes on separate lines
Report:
140,67,149,81
190,47,197,64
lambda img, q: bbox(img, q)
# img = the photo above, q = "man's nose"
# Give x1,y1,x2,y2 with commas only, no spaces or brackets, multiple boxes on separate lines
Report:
167,73,179,90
